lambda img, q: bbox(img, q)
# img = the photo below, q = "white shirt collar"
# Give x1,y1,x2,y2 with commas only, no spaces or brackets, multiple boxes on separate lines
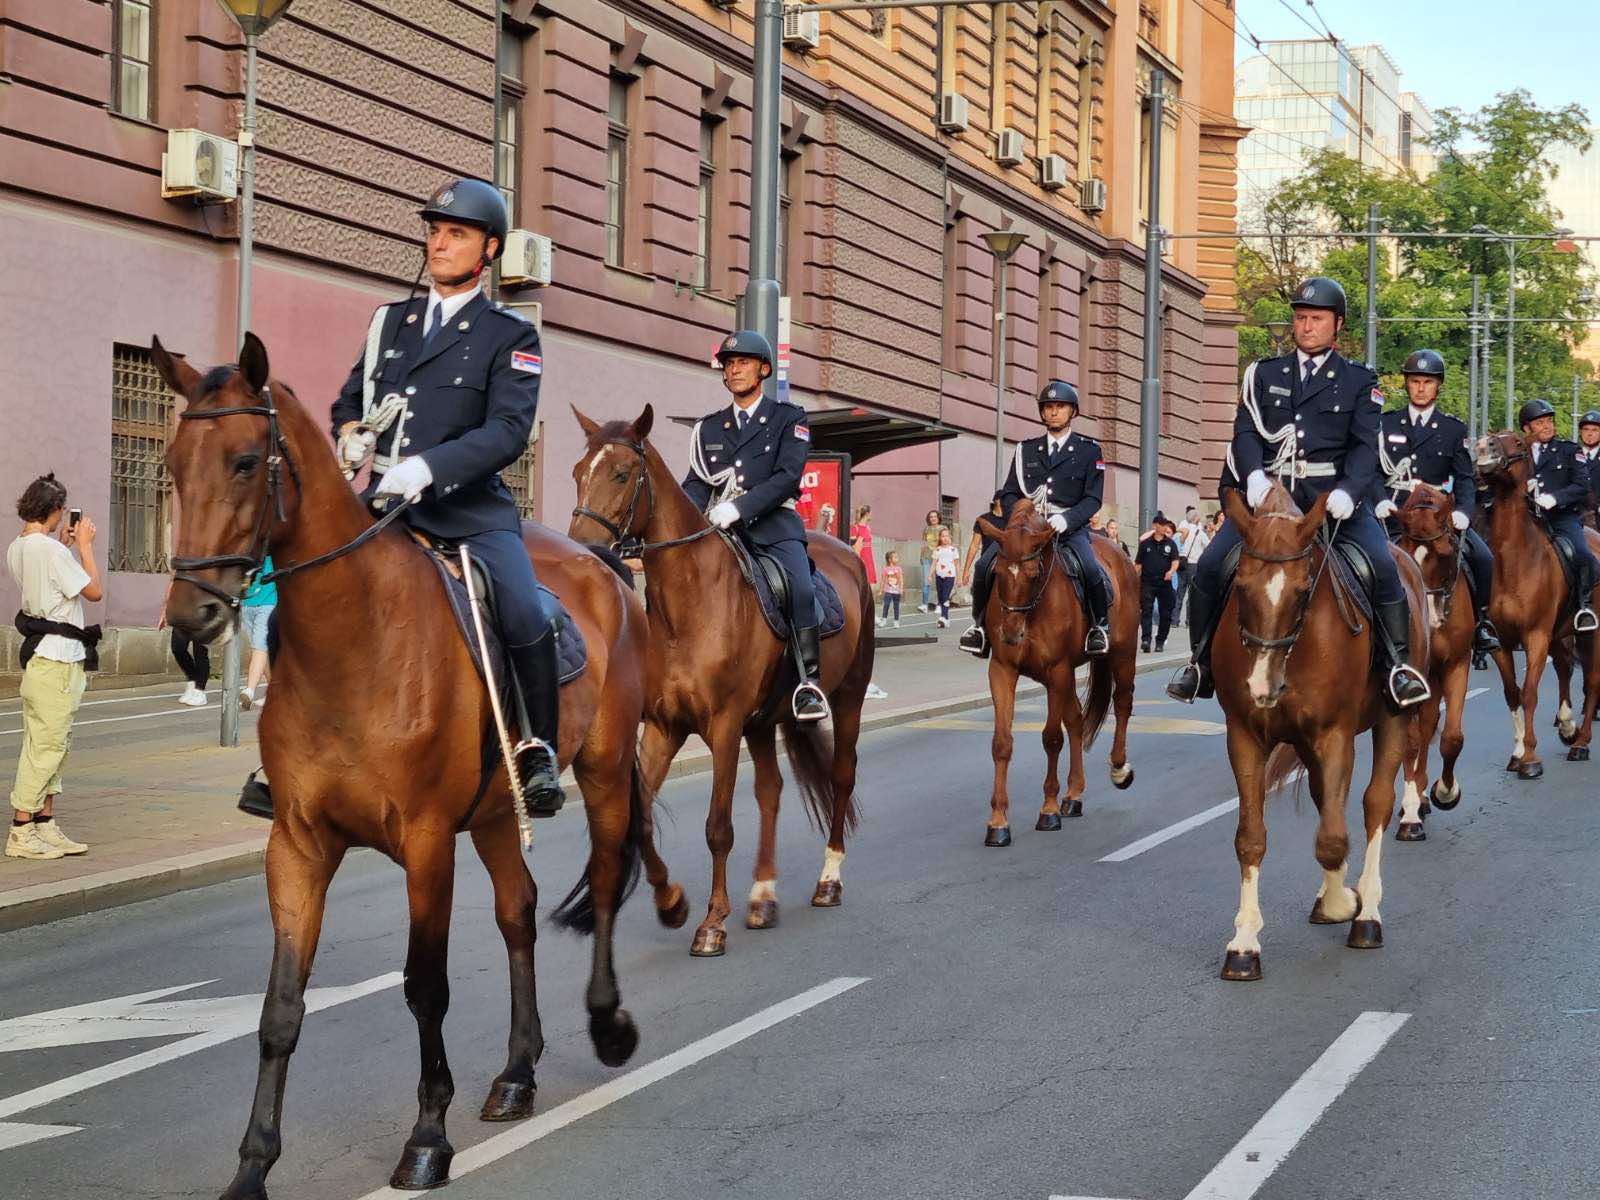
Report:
1046,425,1071,452
733,396,762,422
1409,404,1434,426
426,284,482,328
1296,348,1329,374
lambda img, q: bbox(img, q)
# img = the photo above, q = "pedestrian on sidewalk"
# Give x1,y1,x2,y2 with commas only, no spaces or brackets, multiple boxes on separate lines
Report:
1105,518,1130,558
1134,517,1180,653
932,527,960,627
1176,507,1211,627
877,550,903,627
961,492,1004,589
918,508,947,612
240,555,275,710
6,474,99,861
849,506,877,590
159,580,211,707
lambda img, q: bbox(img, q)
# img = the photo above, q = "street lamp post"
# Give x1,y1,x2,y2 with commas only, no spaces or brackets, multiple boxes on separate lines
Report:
213,0,295,748
981,229,1028,491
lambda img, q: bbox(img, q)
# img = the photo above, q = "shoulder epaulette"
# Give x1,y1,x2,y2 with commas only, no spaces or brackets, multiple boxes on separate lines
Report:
491,303,533,323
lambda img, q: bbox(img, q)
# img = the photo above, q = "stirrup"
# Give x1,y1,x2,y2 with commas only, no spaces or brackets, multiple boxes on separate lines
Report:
1084,623,1110,656
1576,607,1600,634
792,679,831,723
1473,620,1501,653
513,737,565,817
958,623,987,655
1167,662,1202,704
1387,664,1431,709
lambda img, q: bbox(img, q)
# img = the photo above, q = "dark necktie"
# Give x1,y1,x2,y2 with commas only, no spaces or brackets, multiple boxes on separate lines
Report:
424,301,442,347
737,409,749,432
1303,356,1319,384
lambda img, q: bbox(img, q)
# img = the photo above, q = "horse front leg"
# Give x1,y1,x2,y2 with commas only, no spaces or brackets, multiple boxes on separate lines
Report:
1307,730,1359,926
570,752,643,1067
1433,657,1470,808
1553,638,1577,743
1221,722,1269,981
389,834,459,1190
1573,635,1600,763
1035,670,1068,830
1107,642,1137,790
1396,689,1438,842
744,724,783,930
691,717,744,956
1351,711,1408,949
219,828,344,1200
986,657,1020,847
471,812,544,1122
1491,643,1524,771
1061,665,1089,818
1516,630,1551,779
637,721,690,928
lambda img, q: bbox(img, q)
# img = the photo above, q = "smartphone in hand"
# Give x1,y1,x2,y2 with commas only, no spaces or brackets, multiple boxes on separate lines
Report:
68,508,82,532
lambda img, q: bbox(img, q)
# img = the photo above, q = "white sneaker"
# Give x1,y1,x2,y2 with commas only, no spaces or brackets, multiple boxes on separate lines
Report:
864,682,889,700
893,619,901,628
875,617,886,628
938,616,949,628
240,687,256,711
178,684,208,707
6,822,65,860
33,819,87,856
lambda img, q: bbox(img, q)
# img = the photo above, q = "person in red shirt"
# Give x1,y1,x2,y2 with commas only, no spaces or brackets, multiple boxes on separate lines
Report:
849,505,877,586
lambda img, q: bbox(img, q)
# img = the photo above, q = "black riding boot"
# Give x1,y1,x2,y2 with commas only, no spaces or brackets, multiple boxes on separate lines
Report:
1167,586,1217,703
1377,600,1431,709
791,624,830,722
1577,558,1600,633
959,556,994,656
509,633,566,817
1083,568,1112,656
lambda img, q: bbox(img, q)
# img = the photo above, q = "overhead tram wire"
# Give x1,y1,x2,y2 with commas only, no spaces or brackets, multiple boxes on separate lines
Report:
1273,0,1414,120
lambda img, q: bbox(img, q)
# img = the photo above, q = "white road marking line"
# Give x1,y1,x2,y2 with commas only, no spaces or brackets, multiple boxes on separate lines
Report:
0,683,266,719
1051,1011,1410,1200
0,703,262,739
354,976,868,1200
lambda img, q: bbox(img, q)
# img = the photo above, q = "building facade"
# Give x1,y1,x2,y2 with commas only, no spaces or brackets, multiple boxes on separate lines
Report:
0,0,1242,651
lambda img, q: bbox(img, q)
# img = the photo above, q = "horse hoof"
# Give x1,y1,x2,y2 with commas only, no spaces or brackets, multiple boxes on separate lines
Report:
658,885,690,930
746,899,780,930
1395,821,1426,842
1568,746,1590,762
1418,797,1432,819
1347,919,1384,950
690,927,727,957
1220,950,1262,981
1308,894,1353,925
1431,780,1462,811
1505,757,1522,773
984,826,1012,847
811,880,843,907
389,1143,454,1191
1036,812,1062,832
1518,761,1544,781
480,1077,536,1122
1110,765,1135,791
590,1008,640,1068
1063,799,1084,818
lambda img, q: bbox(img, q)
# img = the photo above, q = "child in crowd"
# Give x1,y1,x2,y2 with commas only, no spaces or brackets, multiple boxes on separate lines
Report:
878,550,903,628
933,528,960,627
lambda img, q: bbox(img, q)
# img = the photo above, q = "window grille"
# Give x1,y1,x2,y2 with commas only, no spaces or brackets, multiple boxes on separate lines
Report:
110,344,173,573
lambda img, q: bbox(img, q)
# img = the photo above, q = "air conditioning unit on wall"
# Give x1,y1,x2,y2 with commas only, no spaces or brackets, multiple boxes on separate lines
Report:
1039,153,1068,190
994,128,1025,166
500,229,553,287
783,10,820,49
1078,176,1107,214
937,93,970,133
161,129,238,202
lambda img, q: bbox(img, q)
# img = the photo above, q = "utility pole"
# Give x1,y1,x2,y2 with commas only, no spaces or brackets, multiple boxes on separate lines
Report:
1481,298,1494,433
1364,203,1379,367
1505,240,1517,428
1468,276,1481,442
1138,69,1166,533
745,1,785,400
1575,374,1582,435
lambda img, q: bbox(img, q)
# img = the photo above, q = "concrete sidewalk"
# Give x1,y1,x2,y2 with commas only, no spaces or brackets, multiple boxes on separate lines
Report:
0,614,1190,930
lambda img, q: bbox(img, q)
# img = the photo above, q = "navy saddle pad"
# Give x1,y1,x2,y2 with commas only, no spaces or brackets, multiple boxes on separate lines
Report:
723,533,846,641
426,552,588,688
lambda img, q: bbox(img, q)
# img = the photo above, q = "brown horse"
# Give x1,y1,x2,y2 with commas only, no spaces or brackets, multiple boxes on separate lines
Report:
155,335,685,1199
1474,431,1600,776
568,404,873,957
1391,484,1474,839
1211,484,1427,981
971,501,1137,845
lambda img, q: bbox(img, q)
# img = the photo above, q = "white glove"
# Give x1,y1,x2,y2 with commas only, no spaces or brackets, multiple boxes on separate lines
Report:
1246,470,1271,509
1527,477,1541,495
1451,510,1470,531
1048,514,1068,534
1374,499,1397,519
1326,488,1355,520
374,455,433,501
709,501,741,529
339,427,376,469
1536,491,1557,510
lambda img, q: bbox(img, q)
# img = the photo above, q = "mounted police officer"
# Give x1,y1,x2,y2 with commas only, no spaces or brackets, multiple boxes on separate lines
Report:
1518,398,1600,632
1373,349,1500,655
959,379,1112,658
1576,409,1600,528
682,330,830,723
1167,277,1431,708
331,177,565,815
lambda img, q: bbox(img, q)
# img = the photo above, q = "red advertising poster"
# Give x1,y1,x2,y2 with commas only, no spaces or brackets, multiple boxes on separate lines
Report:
797,455,847,538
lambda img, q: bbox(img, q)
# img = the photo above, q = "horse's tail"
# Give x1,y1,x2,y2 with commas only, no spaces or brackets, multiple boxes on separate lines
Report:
1263,743,1304,804
781,719,859,837
1079,655,1115,751
549,756,649,935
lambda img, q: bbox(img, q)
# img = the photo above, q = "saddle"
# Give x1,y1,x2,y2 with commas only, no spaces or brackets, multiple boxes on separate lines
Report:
723,532,847,641
1540,523,1582,601
1054,540,1091,615
1217,532,1375,624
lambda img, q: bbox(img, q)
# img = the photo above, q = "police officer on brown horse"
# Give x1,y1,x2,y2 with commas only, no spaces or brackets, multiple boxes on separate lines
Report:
960,379,1112,658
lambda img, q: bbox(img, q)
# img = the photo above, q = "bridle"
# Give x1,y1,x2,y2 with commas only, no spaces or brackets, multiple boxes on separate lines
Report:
570,437,719,557
996,539,1058,614
169,382,413,610
1400,508,1463,621
1236,513,1327,652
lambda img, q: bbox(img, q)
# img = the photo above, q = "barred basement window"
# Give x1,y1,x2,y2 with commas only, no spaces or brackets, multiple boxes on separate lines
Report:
110,344,173,573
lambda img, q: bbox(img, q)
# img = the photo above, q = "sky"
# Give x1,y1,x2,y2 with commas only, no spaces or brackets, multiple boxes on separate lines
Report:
1234,0,1600,127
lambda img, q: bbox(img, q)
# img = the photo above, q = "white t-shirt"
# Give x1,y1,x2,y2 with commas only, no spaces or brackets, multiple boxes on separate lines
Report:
933,545,960,578
7,532,90,663
1184,526,1211,565
1175,519,1200,555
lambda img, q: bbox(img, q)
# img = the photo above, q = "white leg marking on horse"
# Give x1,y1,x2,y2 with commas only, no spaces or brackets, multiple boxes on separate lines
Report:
1559,699,1573,723
1511,709,1526,759
1227,865,1264,955
749,879,777,904
1355,829,1384,924
1265,570,1286,607
1109,761,1133,785
1399,778,1423,823
1316,867,1359,921
818,847,845,884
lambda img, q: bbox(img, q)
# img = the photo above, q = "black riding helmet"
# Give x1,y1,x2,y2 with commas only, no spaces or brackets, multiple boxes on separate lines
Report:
1038,379,1079,412
1402,349,1446,378
419,177,509,261
714,329,775,373
1580,409,1600,431
1518,398,1557,428
1289,276,1347,322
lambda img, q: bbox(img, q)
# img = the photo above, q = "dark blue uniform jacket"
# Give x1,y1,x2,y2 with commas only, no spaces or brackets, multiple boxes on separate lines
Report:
997,431,1105,534
1376,407,1477,517
682,396,810,547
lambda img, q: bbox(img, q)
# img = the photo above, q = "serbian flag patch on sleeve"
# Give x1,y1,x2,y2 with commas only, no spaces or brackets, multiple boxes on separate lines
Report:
1371,387,1384,405
794,424,811,441
511,350,542,375
1095,459,1106,470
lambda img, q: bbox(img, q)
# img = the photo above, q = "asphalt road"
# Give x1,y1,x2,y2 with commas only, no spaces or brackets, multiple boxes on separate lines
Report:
2,661,1598,1200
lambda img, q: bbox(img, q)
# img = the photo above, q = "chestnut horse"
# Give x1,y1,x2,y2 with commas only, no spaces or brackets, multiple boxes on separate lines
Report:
568,404,873,957
1474,431,1600,777
1391,484,1473,839
155,335,685,1199
971,500,1138,845
1211,484,1427,981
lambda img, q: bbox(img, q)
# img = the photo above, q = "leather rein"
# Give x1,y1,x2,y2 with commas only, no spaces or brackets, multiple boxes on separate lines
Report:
995,539,1059,614
170,384,414,610
571,437,719,558
1236,514,1362,651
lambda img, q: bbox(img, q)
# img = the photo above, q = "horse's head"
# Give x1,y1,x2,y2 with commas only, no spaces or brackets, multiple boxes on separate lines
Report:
1396,484,1459,629
1475,430,1528,494
1222,482,1328,709
569,404,661,549
977,500,1057,645
154,333,300,645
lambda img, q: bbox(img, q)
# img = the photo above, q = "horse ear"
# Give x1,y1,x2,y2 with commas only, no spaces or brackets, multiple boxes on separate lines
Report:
239,332,269,393
571,405,600,438
1301,490,1330,537
1009,497,1036,527
151,336,201,405
634,403,655,440
1222,486,1253,537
